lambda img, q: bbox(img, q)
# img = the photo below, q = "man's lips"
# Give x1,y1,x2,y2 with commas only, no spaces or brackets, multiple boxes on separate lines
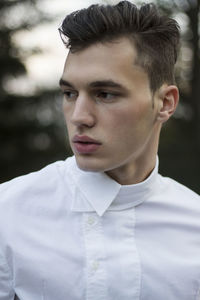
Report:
72,135,101,153
72,135,101,144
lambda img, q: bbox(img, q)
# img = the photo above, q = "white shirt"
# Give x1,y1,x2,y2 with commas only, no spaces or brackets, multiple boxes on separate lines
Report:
0,156,200,300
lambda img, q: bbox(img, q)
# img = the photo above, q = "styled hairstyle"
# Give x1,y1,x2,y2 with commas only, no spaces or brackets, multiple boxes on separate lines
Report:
59,1,180,92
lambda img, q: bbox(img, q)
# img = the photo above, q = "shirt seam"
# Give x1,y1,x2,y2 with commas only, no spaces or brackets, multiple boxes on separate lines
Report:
196,280,200,300
0,249,15,296
81,213,89,300
132,208,142,300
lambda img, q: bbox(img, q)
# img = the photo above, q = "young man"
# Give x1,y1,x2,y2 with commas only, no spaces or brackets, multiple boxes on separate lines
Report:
0,1,200,299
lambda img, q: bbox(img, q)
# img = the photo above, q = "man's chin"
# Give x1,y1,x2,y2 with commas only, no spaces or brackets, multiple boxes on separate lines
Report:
74,155,105,173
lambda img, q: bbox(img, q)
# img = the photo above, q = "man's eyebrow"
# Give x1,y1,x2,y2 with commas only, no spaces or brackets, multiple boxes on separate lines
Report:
89,80,125,89
59,78,74,88
59,78,128,91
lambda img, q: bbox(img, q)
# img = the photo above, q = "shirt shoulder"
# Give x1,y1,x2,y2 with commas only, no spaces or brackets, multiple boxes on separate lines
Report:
158,174,200,207
0,160,61,195
0,156,75,208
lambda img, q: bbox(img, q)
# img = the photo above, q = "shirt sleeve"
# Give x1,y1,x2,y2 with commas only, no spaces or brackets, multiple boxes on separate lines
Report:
0,250,15,300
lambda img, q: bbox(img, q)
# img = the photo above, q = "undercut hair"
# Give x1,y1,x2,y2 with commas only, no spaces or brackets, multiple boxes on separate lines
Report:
59,1,180,93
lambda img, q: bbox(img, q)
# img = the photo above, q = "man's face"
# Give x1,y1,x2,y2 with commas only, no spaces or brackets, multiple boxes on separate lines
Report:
60,37,162,175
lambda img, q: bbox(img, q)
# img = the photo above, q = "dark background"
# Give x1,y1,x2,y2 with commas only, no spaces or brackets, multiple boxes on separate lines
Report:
0,0,199,194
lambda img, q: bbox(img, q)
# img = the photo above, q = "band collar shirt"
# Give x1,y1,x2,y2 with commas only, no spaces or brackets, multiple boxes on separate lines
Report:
0,156,200,300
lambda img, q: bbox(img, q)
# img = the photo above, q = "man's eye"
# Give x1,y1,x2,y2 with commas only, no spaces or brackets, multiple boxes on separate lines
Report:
96,91,116,101
63,91,77,100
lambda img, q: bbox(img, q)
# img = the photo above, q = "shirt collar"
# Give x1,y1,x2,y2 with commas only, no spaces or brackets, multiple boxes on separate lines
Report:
68,156,159,217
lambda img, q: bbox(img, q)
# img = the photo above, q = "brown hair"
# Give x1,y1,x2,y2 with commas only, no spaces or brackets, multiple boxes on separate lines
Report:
59,1,180,92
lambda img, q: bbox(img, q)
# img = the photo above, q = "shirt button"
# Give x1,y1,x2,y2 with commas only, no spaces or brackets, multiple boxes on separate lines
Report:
91,260,99,272
87,216,96,225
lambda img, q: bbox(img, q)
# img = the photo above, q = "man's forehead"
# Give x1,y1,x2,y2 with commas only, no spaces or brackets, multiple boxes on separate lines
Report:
65,36,138,64
61,36,149,90
63,44,144,82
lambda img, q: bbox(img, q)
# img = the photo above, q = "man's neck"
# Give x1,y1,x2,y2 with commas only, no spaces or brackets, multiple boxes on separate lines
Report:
106,153,157,186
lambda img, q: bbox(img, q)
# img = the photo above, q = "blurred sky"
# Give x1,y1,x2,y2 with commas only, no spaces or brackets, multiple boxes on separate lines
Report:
10,0,186,95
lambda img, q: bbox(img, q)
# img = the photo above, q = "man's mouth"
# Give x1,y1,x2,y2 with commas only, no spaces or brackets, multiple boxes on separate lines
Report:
72,135,101,144
72,135,101,153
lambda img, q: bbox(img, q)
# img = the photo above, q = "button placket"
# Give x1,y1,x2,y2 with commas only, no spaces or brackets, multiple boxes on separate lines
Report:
103,209,141,300
83,213,108,300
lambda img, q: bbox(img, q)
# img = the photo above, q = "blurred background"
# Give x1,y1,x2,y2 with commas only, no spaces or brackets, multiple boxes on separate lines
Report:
0,0,199,193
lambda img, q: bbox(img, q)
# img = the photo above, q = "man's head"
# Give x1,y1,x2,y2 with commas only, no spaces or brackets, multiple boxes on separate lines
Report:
59,1,180,93
59,1,180,183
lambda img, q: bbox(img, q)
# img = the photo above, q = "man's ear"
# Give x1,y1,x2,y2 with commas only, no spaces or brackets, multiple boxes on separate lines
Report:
157,85,179,123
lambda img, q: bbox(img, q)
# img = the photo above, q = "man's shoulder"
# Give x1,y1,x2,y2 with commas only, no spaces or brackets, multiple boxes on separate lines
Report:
159,174,200,204
1,160,60,192
0,157,77,242
0,156,75,205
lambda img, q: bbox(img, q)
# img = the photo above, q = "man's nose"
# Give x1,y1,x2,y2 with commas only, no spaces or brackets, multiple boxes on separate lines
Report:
71,96,96,128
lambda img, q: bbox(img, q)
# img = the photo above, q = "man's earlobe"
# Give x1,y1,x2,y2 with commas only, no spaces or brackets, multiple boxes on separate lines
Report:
157,85,179,123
